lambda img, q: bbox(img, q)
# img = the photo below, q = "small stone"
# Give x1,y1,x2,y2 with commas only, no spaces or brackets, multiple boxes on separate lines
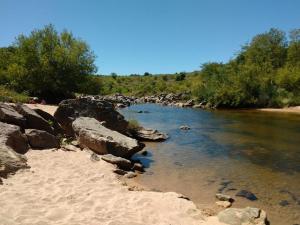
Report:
132,163,144,172
141,150,148,156
216,201,232,208
113,169,127,175
124,172,137,179
180,125,190,130
90,153,100,162
216,193,233,202
71,140,79,146
62,144,79,152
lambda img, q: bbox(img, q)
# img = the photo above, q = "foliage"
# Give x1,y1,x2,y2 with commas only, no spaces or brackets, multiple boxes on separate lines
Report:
0,85,29,103
0,24,97,102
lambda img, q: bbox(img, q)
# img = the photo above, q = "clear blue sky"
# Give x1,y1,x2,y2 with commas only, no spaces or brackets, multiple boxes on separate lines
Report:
0,0,299,75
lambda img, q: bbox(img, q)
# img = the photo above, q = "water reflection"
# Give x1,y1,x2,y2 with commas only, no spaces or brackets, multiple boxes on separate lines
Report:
120,104,300,225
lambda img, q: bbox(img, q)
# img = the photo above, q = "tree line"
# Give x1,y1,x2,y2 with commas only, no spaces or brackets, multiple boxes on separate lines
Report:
0,25,299,107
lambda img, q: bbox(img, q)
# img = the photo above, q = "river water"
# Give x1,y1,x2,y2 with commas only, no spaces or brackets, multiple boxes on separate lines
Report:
120,104,300,225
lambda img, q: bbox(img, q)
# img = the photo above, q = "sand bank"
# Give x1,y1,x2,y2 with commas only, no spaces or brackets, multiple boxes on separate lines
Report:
257,106,300,114
0,149,224,225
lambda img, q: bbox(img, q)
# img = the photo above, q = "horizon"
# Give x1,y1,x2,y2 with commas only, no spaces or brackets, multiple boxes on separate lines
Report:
1,0,300,75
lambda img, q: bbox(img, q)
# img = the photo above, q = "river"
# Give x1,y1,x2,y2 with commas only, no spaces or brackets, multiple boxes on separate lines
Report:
120,104,300,225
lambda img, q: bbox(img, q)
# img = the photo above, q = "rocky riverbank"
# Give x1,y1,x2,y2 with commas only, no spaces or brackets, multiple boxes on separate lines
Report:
0,97,269,225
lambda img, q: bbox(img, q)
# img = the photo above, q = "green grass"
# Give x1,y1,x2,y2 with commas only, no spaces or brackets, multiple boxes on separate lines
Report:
0,86,29,103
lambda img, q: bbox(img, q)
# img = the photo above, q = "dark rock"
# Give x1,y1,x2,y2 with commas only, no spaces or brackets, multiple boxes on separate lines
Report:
279,200,289,207
141,150,148,156
73,117,144,158
101,154,132,170
132,128,168,142
25,129,59,149
15,104,54,134
33,108,63,135
0,103,26,128
218,180,233,193
0,121,29,154
132,163,144,172
218,207,268,225
54,97,128,136
236,190,258,201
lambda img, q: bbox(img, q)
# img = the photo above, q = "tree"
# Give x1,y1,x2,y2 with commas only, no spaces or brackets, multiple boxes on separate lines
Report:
111,72,117,79
175,72,186,81
6,24,96,102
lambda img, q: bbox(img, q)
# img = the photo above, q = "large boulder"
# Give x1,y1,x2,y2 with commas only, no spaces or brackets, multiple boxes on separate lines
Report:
0,103,26,128
0,121,29,154
217,207,268,225
72,117,144,158
0,122,28,179
25,129,60,149
15,104,54,134
54,97,128,136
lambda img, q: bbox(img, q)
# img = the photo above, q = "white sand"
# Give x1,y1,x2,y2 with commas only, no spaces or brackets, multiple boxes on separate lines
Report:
0,149,223,225
257,106,300,114
25,104,58,116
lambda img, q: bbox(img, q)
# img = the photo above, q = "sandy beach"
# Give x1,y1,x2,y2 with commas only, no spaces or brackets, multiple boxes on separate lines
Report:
0,148,225,225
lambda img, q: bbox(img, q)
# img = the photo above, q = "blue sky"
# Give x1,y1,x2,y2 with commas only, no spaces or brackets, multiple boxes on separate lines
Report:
0,0,299,75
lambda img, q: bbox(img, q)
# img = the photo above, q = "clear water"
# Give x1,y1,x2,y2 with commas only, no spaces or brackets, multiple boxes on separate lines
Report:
120,104,300,225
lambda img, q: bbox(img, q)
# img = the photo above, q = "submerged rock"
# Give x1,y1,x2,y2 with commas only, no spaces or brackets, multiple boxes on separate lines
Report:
132,162,144,172
25,129,59,149
73,117,144,158
131,128,168,141
217,207,268,225
236,190,258,201
180,125,190,130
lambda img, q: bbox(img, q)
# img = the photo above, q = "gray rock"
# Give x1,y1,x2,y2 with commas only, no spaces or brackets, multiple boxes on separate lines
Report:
124,171,137,179
101,154,132,170
217,207,268,225
0,121,29,154
72,117,144,158
113,168,127,175
54,97,128,136
0,122,29,178
90,152,100,162
216,193,233,202
15,104,54,134
132,128,168,142
25,129,59,149
0,103,26,128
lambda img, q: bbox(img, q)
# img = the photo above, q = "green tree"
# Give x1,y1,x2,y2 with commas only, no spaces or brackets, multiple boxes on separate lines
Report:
6,24,96,102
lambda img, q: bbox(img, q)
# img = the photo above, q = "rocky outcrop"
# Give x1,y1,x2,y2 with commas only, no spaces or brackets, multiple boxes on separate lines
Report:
15,104,54,134
131,128,168,141
54,97,129,136
217,207,268,225
25,129,59,149
0,122,28,179
0,121,29,154
0,103,26,128
101,154,132,170
72,117,144,158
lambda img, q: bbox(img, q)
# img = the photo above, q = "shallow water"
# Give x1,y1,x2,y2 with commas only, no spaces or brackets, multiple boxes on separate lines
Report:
120,104,300,225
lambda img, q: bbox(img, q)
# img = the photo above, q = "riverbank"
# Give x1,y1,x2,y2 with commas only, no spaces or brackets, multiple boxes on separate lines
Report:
257,106,300,114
